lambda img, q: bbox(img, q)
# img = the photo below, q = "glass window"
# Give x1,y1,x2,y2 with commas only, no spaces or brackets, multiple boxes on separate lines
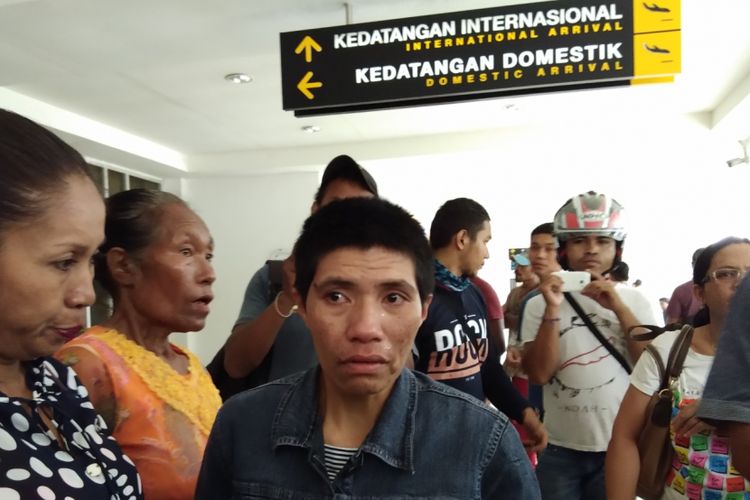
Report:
107,170,126,195
129,176,160,190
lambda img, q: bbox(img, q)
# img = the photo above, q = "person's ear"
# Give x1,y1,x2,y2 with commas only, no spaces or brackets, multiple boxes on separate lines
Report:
455,229,469,251
420,294,433,322
310,201,319,214
105,248,138,287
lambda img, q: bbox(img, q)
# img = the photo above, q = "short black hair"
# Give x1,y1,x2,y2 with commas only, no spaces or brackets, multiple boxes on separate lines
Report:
531,222,554,237
429,198,490,250
293,197,433,304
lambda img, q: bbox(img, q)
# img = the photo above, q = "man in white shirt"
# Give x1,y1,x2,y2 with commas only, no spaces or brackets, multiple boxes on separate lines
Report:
521,191,659,500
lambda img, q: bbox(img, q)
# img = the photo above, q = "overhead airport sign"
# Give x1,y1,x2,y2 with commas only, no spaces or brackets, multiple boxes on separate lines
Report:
280,0,680,115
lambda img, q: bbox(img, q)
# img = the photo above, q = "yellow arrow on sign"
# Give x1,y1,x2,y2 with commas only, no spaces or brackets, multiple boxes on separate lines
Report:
297,71,322,100
294,35,322,63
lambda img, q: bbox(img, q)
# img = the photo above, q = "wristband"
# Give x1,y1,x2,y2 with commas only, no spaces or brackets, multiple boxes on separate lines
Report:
274,291,298,318
542,317,561,322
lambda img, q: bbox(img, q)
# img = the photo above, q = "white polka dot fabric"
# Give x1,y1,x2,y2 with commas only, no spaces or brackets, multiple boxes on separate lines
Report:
0,358,142,499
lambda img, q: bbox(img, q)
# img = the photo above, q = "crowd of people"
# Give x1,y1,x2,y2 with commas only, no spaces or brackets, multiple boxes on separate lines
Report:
1,107,749,499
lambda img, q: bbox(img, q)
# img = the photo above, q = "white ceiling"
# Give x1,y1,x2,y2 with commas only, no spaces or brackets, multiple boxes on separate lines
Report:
1,0,750,175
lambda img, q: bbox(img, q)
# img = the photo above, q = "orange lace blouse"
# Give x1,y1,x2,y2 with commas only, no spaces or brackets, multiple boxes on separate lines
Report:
56,326,221,500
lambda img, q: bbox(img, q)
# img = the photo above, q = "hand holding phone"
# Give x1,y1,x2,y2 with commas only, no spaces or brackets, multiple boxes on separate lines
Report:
552,271,591,292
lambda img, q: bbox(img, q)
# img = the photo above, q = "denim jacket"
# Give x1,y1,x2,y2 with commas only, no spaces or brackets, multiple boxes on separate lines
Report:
195,368,540,499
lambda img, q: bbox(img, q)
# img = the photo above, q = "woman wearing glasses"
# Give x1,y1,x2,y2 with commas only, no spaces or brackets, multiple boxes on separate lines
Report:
605,236,750,499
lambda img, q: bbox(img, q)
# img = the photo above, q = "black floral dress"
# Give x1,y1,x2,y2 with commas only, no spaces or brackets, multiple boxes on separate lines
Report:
0,357,142,499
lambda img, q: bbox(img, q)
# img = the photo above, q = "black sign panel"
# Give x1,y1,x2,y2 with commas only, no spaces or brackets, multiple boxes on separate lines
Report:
280,0,680,115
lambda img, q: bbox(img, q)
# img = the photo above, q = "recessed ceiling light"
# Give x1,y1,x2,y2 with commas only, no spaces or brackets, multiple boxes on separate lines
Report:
301,125,321,134
224,73,253,84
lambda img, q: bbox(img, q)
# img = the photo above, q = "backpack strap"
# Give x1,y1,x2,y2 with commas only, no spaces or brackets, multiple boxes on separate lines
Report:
564,292,632,374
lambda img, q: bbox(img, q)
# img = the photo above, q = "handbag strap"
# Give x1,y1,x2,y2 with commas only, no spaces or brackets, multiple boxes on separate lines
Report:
664,324,694,385
644,344,666,387
628,323,684,342
642,324,694,392
564,292,632,374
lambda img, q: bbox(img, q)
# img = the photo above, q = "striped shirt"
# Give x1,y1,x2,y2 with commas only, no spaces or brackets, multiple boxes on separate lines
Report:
323,444,358,482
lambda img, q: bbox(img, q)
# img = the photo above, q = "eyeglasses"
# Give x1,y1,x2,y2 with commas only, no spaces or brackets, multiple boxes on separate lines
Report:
703,267,748,284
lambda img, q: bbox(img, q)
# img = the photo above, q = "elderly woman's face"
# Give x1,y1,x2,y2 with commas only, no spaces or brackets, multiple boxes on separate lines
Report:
129,203,215,333
0,175,104,361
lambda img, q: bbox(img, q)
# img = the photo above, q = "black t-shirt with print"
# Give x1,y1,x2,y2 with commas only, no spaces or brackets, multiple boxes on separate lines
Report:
413,283,530,422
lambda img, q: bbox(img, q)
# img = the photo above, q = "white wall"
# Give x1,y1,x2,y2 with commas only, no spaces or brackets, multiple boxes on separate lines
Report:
178,114,750,363
365,115,750,305
182,172,319,363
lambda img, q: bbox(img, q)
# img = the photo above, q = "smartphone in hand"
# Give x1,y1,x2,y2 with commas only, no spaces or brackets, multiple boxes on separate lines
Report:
552,271,591,292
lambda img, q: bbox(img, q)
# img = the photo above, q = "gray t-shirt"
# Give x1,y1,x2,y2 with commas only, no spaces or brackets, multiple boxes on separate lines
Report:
235,263,318,382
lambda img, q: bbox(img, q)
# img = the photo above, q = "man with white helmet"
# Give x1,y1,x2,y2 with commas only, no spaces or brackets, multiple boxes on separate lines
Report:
520,191,659,500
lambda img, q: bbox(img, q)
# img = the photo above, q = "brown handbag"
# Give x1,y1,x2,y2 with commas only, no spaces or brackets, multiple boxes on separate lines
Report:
632,324,694,500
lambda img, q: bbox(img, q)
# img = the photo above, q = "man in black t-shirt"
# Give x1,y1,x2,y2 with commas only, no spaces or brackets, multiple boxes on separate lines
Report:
412,197,547,454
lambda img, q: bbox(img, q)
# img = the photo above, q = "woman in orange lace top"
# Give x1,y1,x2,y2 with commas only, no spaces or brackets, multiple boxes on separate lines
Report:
56,189,221,499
